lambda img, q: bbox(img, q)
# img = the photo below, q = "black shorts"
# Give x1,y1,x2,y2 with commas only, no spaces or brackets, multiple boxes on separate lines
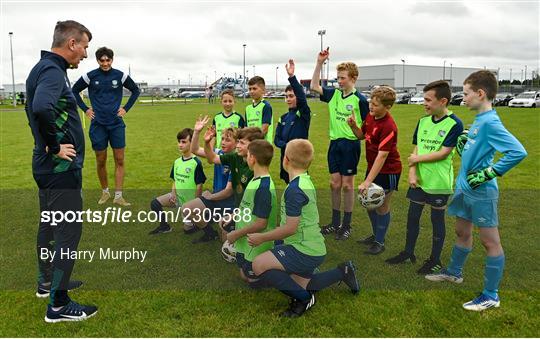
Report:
199,195,235,217
328,138,360,176
368,172,401,192
406,187,450,208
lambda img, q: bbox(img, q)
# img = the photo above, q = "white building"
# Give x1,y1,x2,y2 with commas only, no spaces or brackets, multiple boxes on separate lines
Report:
356,64,497,92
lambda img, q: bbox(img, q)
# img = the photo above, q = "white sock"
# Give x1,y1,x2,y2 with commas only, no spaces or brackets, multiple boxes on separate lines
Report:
114,191,122,200
102,188,109,193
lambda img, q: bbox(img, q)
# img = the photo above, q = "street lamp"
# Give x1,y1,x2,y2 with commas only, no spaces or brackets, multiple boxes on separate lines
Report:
443,60,446,79
9,32,16,107
318,29,326,82
243,44,246,101
253,65,256,76
450,63,453,85
275,66,279,91
401,59,405,90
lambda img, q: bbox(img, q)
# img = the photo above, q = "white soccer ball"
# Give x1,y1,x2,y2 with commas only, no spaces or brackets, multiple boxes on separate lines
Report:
221,240,237,263
358,183,385,210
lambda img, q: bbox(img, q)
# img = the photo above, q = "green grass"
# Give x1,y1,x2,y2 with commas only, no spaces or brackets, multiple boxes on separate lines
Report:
1,99,539,337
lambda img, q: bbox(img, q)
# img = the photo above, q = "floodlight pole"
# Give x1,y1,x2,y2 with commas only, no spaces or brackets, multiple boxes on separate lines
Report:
443,60,446,80
9,32,16,107
401,59,405,90
243,44,246,102
275,66,279,91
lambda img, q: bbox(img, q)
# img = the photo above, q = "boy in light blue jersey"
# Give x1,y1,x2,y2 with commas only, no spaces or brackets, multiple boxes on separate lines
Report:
425,70,527,311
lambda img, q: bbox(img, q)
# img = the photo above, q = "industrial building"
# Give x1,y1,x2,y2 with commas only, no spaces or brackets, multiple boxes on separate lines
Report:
355,64,497,92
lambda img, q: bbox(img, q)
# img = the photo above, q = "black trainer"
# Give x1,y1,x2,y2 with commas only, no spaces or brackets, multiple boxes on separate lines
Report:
45,300,98,323
320,223,339,235
335,226,351,240
357,234,375,245
338,261,360,294
385,251,417,265
281,293,316,318
365,241,385,255
148,224,172,235
417,257,442,275
36,280,84,298
192,230,219,244
183,226,199,235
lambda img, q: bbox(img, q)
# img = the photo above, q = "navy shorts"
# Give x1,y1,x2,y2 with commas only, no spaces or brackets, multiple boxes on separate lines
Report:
199,195,235,217
271,244,325,278
368,172,401,192
406,187,450,208
328,138,360,176
89,122,126,151
236,252,258,280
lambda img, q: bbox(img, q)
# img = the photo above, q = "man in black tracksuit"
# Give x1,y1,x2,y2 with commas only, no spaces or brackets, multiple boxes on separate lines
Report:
274,59,312,183
25,20,97,323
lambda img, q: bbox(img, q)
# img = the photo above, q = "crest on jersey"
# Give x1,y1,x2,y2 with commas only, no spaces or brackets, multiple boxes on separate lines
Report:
185,167,192,173
438,130,446,137
112,79,119,88
256,110,261,116
473,128,479,136
346,104,353,111
241,174,248,183
230,122,235,127
95,81,100,85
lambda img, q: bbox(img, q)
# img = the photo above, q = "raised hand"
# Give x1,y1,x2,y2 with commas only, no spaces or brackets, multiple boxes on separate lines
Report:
194,115,210,132
203,125,216,143
317,47,330,64
285,59,295,77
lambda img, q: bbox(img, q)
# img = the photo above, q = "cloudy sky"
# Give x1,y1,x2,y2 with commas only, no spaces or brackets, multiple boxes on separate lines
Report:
1,0,539,86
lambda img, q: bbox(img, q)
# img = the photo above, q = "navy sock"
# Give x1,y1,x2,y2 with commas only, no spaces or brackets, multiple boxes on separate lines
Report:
332,209,341,227
430,208,446,262
202,224,215,236
259,269,311,301
404,202,424,255
306,268,344,292
151,199,168,227
367,210,377,236
342,212,352,229
375,212,391,244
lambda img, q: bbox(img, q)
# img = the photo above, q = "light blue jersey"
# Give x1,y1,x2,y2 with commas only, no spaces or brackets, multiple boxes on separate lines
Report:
456,109,527,200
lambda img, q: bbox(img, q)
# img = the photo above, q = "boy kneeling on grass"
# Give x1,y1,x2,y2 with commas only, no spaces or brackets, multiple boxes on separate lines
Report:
247,139,360,318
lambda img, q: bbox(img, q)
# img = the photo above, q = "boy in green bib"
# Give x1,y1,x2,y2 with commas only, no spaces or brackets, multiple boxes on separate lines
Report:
224,140,277,282
386,80,463,274
245,76,273,143
248,139,360,318
148,128,206,235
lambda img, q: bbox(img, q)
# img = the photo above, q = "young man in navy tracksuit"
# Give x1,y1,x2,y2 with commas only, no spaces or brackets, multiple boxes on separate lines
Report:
274,59,312,184
72,47,140,206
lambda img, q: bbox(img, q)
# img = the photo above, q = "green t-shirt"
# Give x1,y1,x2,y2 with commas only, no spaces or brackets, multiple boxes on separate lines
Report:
235,175,277,261
212,111,245,149
281,173,326,256
219,152,254,206
414,111,463,194
245,100,273,143
320,88,369,140
170,156,206,206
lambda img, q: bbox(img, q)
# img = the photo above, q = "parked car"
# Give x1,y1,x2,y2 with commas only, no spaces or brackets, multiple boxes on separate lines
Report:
409,92,424,105
395,93,412,104
493,93,514,106
450,93,464,106
508,91,540,108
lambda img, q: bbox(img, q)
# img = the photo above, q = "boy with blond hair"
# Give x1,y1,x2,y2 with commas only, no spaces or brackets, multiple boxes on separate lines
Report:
248,139,359,318
311,48,369,240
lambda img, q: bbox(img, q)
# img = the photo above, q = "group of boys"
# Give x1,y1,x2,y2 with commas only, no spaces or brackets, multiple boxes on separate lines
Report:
27,19,528,323
147,49,527,315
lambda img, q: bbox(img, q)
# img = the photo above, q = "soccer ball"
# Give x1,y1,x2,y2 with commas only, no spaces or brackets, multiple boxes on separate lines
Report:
221,240,237,263
358,183,385,210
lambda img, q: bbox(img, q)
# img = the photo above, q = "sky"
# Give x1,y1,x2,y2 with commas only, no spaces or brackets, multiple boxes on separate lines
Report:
1,0,539,87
